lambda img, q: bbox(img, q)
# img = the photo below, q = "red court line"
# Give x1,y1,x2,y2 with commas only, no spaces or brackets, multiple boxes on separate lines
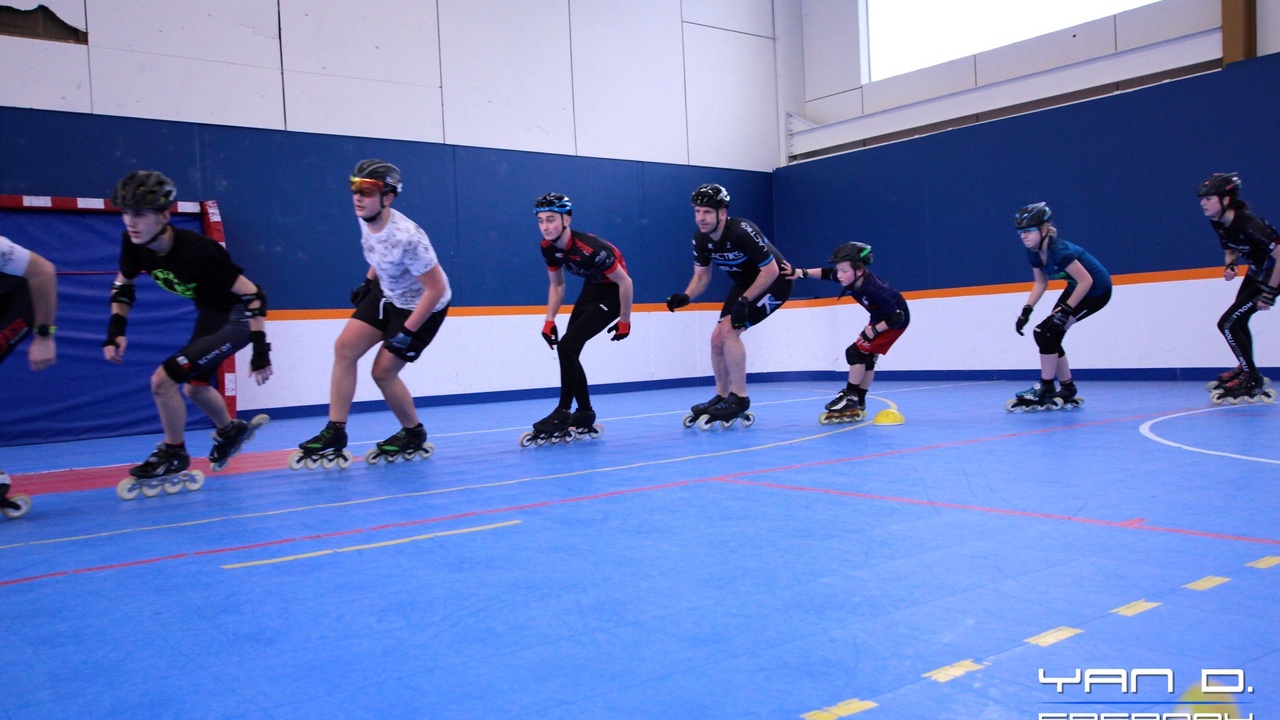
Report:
9,449,303,496
0,479,699,587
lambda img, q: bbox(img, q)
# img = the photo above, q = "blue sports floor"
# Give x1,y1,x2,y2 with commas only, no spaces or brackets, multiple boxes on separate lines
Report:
1,380,1277,719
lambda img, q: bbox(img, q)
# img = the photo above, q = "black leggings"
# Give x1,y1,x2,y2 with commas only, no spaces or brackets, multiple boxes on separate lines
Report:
1219,274,1265,372
0,280,33,365
557,282,621,409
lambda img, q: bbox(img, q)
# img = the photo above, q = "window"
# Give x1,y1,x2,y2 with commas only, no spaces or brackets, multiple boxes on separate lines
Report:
866,0,1163,81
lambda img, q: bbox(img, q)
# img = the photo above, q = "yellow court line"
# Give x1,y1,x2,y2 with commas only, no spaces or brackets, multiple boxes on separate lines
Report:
1184,575,1230,591
222,520,521,569
1248,555,1280,569
1025,626,1083,646
802,698,878,719
7,399,887,551
923,659,987,682
1111,600,1161,617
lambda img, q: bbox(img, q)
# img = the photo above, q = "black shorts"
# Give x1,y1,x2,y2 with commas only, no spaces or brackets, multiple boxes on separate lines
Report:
165,304,252,386
352,287,448,362
0,280,33,366
720,276,793,328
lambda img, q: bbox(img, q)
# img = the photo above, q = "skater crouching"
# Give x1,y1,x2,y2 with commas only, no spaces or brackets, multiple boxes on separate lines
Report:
787,242,908,422
1007,202,1111,412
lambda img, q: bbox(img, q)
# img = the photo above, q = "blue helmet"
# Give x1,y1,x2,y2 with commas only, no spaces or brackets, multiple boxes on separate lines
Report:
1015,202,1052,230
534,192,572,215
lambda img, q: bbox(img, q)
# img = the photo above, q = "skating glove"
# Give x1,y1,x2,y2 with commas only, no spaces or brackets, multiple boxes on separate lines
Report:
859,325,878,344
1048,301,1075,329
249,331,271,371
103,312,127,348
1259,282,1279,308
730,296,751,329
384,330,426,361
665,293,689,312
541,320,559,349
350,277,375,307
1015,305,1033,335
608,320,631,341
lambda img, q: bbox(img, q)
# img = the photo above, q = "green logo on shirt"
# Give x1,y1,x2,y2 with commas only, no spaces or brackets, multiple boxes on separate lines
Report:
151,269,197,299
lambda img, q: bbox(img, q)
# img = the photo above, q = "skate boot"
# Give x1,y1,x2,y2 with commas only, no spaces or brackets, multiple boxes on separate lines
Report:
209,414,270,471
366,423,435,464
569,407,603,440
519,408,574,447
697,392,756,430
289,421,353,470
1210,370,1277,405
118,443,204,500
820,388,866,424
0,472,31,519
682,393,726,428
1004,381,1062,412
1207,365,1271,391
1054,382,1084,409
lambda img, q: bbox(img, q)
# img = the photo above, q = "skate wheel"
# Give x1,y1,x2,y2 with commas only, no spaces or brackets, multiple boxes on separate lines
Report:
1209,390,1225,405
1051,398,1065,410
818,413,832,425
304,455,321,470
720,419,734,429
561,431,576,443
184,471,205,492
519,432,535,448
163,479,182,494
249,413,270,432
320,455,337,470
1264,389,1277,403
587,424,603,439
419,443,435,459
337,452,353,469
534,435,547,446
741,412,755,428
696,414,716,431
2,493,31,519
1226,396,1241,405
140,481,162,499
682,413,697,428
364,449,382,464
1206,380,1221,390
1004,399,1017,412
117,478,140,501
287,450,305,471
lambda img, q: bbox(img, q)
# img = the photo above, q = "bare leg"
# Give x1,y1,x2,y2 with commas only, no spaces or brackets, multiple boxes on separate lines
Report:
185,384,231,429
857,368,874,389
1039,353,1058,381
708,319,731,396
371,349,421,428
150,367,187,445
1055,353,1072,383
329,319,383,423
711,318,748,396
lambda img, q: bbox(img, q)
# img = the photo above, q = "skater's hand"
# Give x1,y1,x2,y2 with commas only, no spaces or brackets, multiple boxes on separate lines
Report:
1259,282,1279,311
665,293,689,312
608,320,631,341
1048,301,1074,329
384,330,426,361
859,325,878,345
103,335,127,363
1224,262,1238,281
541,320,559,349
730,297,751,330
350,277,376,307
28,335,56,371
249,331,273,385
1015,304,1033,335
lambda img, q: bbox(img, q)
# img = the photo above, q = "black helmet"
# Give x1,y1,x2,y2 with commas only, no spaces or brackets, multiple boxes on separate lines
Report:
112,170,176,212
1197,172,1241,198
829,241,873,266
1015,202,1052,230
691,183,730,209
351,159,403,195
534,192,572,215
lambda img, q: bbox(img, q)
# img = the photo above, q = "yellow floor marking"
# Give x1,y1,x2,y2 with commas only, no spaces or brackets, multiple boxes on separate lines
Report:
801,698,878,719
1111,600,1161,617
8,399,890,552
1025,626,1083,646
923,659,987,682
1247,555,1280,569
221,520,520,569
1184,575,1230,591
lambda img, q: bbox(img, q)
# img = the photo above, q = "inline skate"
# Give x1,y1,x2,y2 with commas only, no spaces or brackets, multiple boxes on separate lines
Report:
569,407,604,440
819,388,865,424
289,421,353,470
1206,365,1271,391
209,414,270,471
118,443,204,500
1004,381,1063,412
696,393,755,430
1209,370,1277,405
366,423,435,463
682,393,726,428
519,408,576,447
0,471,31,519
1053,382,1085,409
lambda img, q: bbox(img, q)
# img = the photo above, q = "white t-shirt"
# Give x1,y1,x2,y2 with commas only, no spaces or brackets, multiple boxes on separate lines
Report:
359,209,452,312
0,235,32,277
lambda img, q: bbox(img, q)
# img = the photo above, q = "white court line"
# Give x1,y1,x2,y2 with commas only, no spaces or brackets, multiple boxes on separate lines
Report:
1138,405,1280,465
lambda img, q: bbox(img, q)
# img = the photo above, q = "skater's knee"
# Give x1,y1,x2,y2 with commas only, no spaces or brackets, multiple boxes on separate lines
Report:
1033,322,1064,355
152,365,182,394
370,362,401,387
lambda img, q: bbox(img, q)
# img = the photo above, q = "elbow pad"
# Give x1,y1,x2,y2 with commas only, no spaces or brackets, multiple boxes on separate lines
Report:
110,281,136,307
885,310,906,329
240,286,268,318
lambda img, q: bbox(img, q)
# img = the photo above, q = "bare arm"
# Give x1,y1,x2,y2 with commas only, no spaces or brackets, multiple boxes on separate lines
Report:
405,264,448,333
1062,260,1094,308
546,268,566,321
684,265,713,300
740,261,780,302
606,266,633,323
24,252,56,371
1025,267,1049,308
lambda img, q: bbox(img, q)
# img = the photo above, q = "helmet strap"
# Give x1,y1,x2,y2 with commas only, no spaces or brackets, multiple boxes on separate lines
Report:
142,223,169,248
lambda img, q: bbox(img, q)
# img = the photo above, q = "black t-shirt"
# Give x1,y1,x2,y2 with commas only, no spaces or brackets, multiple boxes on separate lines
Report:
119,227,244,312
1211,209,1280,280
826,270,910,327
693,217,788,286
540,230,626,284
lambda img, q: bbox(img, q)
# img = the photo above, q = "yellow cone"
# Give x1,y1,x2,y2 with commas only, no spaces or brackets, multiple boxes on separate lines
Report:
873,408,904,426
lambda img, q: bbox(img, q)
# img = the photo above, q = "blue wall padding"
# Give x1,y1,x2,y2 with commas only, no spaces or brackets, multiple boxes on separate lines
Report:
774,53,1280,295
0,211,211,446
0,110,774,309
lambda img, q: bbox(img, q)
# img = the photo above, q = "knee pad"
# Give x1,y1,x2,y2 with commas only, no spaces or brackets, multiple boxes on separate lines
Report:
1033,320,1064,355
865,353,878,371
845,342,872,367
162,354,193,383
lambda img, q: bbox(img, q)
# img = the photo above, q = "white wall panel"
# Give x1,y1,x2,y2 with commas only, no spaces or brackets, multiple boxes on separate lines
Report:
804,88,861,125
801,0,862,101
1116,0,1220,52
569,0,688,164
0,36,91,112
682,0,774,38
284,72,444,142
279,0,440,87
684,24,779,172
977,18,1115,86
1263,0,1280,55
438,0,575,155
862,55,974,114
85,0,280,69
10,1,85,30
90,47,285,129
